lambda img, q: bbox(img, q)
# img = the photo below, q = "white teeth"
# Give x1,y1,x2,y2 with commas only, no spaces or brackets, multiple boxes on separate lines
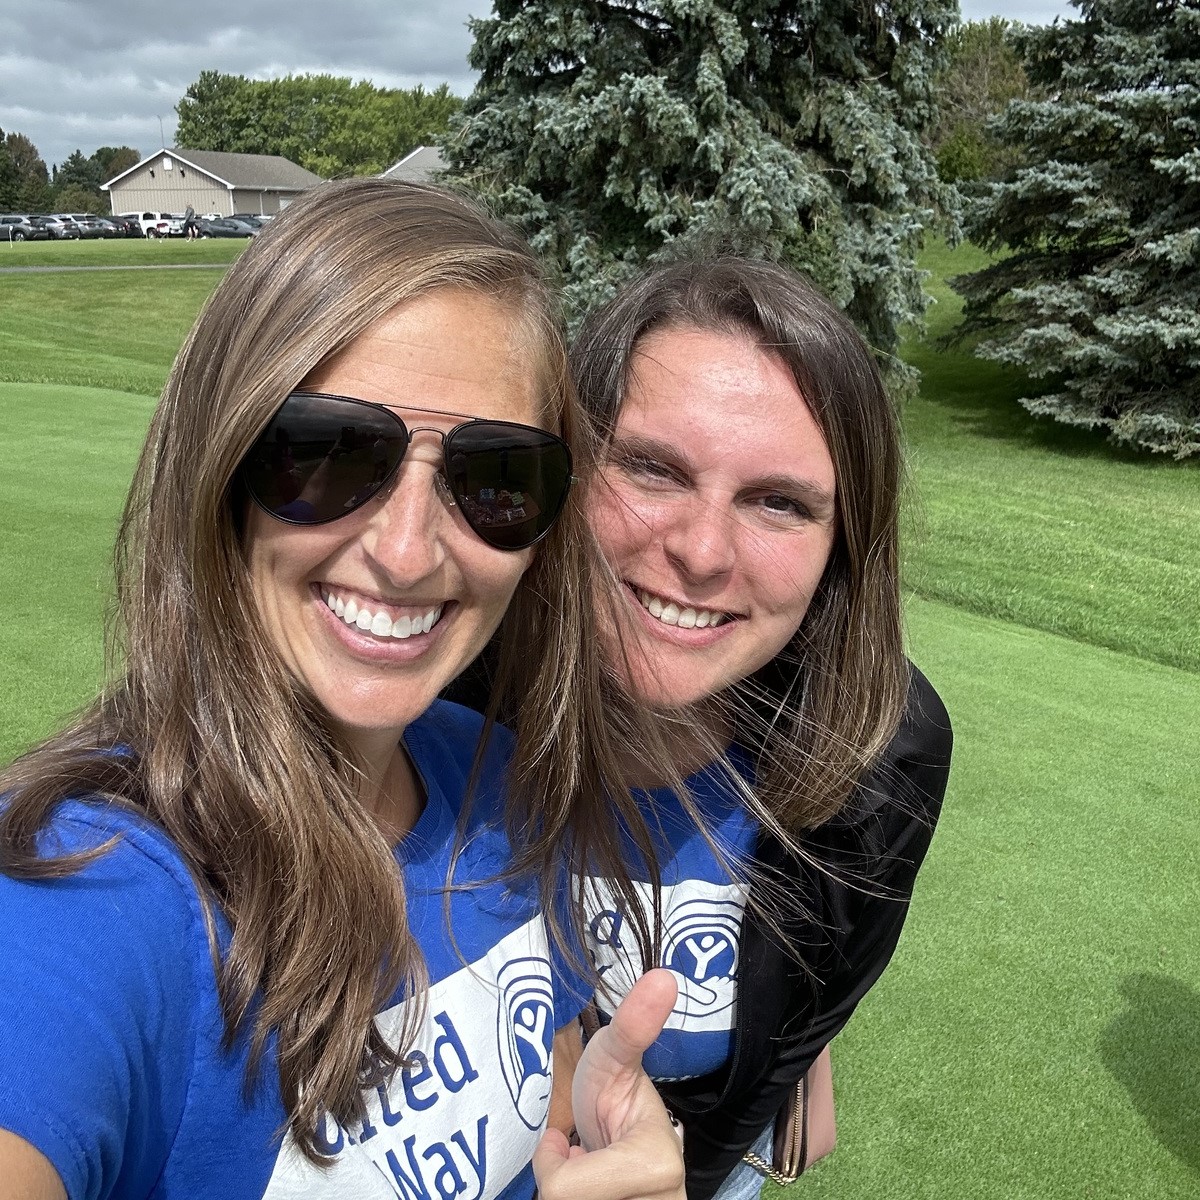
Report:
324,591,444,641
636,588,727,630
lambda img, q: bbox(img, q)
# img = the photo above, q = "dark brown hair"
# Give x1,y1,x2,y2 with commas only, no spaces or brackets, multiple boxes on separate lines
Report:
572,256,909,837
0,178,663,1160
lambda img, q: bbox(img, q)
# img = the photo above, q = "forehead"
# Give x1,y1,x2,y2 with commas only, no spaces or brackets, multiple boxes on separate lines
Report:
620,324,835,487
304,288,545,427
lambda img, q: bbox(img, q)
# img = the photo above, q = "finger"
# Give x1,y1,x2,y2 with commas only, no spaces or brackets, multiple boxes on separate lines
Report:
533,1128,684,1200
535,1127,571,1164
601,968,678,1072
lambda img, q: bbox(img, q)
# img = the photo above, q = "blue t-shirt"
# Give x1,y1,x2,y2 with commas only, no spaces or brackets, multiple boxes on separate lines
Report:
0,701,586,1200
584,747,758,1082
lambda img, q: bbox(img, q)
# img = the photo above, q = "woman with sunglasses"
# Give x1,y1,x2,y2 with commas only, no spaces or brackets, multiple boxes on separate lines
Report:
0,180,684,1200
567,258,955,1200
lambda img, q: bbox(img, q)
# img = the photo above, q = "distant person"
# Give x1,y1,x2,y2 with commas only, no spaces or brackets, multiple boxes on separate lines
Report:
183,203,198,240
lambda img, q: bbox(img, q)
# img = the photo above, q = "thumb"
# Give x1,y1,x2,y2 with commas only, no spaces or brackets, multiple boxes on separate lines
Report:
600,967,678,1073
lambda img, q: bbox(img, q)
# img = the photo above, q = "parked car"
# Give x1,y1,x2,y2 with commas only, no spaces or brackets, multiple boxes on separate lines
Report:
229,213,268,228
0,214,49,241
88,217,126,238
35,216,81,240
197,217,258,239
104,215,142,237
118,211,175,238
53,214,106,238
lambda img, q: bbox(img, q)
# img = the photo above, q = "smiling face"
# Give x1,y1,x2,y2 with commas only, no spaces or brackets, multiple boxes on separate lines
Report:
244,288,541,749
587,324,839,713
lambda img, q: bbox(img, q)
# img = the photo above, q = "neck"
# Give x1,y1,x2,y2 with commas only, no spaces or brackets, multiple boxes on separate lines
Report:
346,727,426,844
618,698,734,789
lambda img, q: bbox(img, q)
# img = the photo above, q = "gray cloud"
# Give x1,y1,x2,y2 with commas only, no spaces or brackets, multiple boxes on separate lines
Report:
2,0,1077,178
1,0,482,172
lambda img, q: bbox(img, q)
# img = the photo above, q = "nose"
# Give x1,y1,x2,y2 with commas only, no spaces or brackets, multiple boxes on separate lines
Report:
661,492,737,583
359,452,449,585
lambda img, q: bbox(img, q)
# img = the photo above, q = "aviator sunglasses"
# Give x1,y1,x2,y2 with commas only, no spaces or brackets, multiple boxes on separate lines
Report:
240,390,573,551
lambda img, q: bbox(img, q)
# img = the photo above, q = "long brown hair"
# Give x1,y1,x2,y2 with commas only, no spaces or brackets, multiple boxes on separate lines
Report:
571,257,909,839
0,178,663,1159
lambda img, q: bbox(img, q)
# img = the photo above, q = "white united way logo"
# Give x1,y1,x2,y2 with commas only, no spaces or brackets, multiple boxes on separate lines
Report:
662,897,742,1018
495,957,555,1130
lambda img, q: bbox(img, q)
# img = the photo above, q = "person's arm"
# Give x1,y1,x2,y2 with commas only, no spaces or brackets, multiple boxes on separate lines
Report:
0,814,200,1200
0,1130,66,1200
534,970,685,1200
678,667,954,1199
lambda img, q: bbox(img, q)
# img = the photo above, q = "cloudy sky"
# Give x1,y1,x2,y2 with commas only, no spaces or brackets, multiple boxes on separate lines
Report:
3,0,1075,175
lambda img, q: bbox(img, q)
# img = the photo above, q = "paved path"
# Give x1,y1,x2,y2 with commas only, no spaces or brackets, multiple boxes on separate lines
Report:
0,263,230,274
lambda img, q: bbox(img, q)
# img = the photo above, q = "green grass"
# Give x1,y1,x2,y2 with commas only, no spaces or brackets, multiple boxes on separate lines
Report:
0,270,222,394
901,240,1200,674
769,598,1200,1200
2,248,1198,1198
0,235,247,268
0,382,154,762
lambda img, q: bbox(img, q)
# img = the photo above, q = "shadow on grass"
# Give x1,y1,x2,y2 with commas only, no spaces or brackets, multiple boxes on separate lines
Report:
902,326,1189,469
1099,974,1200,1176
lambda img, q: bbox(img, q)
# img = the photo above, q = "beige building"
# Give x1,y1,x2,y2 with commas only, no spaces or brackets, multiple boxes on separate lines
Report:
102,148,322,217
380,146,446,183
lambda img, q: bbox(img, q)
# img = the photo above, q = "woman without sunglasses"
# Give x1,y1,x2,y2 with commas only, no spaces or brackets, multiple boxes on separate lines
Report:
571,259,955,1200
0,181,685,1200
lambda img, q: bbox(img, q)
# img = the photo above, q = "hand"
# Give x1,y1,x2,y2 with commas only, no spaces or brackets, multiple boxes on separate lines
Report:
533,969,685,1200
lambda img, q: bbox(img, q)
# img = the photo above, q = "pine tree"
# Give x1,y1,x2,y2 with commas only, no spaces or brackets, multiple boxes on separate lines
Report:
448,0,958,363
952,0,1200,457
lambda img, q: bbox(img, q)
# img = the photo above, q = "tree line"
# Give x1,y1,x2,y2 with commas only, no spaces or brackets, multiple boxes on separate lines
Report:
0,136,139,215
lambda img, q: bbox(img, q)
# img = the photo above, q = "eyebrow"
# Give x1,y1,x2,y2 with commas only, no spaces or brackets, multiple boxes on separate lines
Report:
609,433,837,519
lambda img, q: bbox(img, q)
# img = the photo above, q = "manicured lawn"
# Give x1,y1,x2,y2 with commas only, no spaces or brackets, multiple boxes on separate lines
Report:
0,269,223,395
0,382,154,762
771,597,1200,1200
901,240,1200,674
0,235,247,268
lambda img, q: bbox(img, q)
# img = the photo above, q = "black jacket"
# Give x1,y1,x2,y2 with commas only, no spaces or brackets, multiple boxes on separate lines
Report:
658,665,953,1198
444,661,952,1199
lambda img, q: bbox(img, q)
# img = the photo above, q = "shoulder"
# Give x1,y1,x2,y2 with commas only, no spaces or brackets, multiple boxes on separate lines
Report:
3,798,211,956
897,662,953,766
828,661,953,838
0,802,211,1197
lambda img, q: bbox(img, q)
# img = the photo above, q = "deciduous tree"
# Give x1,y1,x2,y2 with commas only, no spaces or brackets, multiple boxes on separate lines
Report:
929,18,1034,183
3,132,53,212
93,146,141,182
175,72,461,177
953,0,1200,457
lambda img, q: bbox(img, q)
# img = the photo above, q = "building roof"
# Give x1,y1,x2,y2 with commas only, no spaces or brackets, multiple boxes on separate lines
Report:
380,145,446,182
103,148,322,192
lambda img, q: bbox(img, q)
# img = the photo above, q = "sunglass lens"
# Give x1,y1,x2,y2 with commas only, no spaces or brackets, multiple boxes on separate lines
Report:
444,423,572,550
242,392,407,524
